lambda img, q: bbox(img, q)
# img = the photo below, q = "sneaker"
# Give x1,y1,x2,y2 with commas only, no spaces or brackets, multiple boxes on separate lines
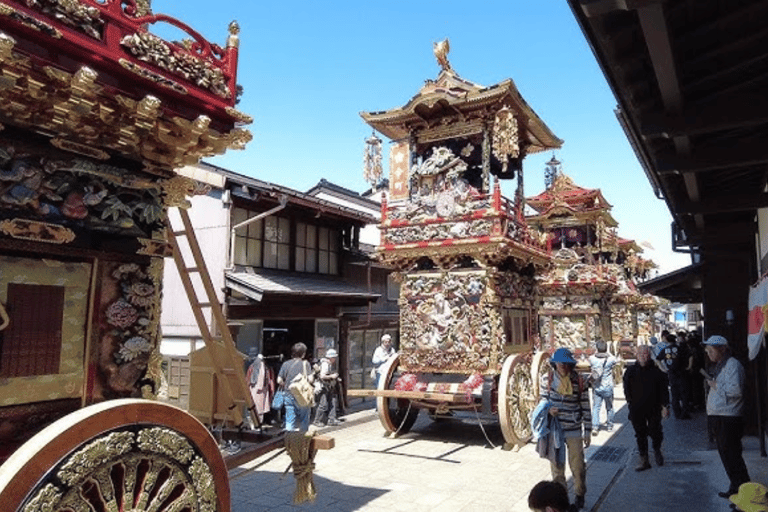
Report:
312,421,325,427
327,419,340,426
591,429,598,436
606,424,614,432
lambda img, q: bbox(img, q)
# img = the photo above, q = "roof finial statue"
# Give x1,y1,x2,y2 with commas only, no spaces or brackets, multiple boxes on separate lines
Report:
433,38,452,72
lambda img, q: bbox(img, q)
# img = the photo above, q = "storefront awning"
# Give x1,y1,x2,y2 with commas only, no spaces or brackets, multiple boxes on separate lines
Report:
637,263,703,304
225,269,380,305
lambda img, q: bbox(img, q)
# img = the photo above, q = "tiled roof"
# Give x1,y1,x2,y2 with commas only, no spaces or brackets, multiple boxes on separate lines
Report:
225,268,380,302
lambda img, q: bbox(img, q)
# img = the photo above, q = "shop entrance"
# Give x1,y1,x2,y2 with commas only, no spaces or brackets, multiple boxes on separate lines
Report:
262,320,315,362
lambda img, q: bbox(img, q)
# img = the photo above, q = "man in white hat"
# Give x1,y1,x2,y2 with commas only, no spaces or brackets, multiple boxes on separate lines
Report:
372,334,396,387
313,348,340,427
703,334,751,499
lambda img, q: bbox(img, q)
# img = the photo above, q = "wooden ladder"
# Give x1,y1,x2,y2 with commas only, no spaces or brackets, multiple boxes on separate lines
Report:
166,207,259,429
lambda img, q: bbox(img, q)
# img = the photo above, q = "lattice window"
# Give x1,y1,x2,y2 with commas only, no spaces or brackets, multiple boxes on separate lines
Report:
0,283,65,377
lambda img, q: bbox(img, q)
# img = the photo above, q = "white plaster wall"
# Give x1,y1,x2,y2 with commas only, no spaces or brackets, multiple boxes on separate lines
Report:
161,191,230,345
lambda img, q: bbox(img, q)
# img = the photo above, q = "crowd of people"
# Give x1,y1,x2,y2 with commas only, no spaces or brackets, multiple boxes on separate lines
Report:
248,330,760,512
530,329,760,512
260,334,397,433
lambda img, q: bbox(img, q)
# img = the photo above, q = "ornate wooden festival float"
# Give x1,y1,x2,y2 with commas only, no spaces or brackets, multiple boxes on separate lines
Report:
527,157,659,375
0,1,297,510
348,40,562,447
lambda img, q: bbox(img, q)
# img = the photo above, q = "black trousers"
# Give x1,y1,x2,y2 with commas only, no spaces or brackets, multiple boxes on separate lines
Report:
710,415,750,493
669,373,691,418
629,407,663,455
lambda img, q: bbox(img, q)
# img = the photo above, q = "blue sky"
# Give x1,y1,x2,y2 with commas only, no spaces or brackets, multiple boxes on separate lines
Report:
151,0,691,275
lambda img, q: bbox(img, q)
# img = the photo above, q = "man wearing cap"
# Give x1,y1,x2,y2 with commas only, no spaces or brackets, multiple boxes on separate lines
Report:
540,347,591,510
313,348,340,427
372,334,396,387
703,334,751,499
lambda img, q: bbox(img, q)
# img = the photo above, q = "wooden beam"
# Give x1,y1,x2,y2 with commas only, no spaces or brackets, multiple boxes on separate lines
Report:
638,3,682,113
223,433,335,469
347,389,471,403
675,193,768,215
640,94,768,138
579,0,662,17
656,140,768,175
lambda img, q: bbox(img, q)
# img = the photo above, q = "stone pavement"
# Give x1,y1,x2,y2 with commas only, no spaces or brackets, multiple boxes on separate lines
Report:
228,390,767,511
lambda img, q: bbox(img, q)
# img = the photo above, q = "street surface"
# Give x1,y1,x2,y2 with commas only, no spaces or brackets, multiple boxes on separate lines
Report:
229,389,767,511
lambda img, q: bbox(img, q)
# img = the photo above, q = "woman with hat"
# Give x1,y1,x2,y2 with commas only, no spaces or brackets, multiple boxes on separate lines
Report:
313,348,340,427
703,334,751,499
539,347,592,510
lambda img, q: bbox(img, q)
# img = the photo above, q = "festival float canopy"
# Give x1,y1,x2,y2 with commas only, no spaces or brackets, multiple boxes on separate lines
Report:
0,0,252,175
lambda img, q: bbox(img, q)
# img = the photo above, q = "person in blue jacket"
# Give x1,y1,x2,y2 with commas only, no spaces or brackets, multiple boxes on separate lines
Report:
539,347,591,510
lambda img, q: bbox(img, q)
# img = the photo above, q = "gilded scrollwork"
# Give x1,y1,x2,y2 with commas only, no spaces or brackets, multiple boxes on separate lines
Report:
384,219,492,245
0,4,62,39
58,431,135,486
189,457,217,512
491,107,519,166
136,426,195,464
121,32,231,99
21,425,217,512
20,484,62,512
23,0,104,39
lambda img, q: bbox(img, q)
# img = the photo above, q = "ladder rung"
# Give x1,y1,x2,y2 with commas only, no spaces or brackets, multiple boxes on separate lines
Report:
197,302,213,308
185,267,200,273
172,230,187,236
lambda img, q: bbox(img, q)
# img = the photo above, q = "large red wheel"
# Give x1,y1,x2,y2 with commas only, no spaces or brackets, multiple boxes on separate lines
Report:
376,354,419,435
0,399,230,512
498,353,538,448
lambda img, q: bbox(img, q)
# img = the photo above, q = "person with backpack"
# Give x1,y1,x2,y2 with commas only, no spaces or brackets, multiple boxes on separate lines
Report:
277,342,314,432
587,339,618,435
656,333,692,419
539,347,592,510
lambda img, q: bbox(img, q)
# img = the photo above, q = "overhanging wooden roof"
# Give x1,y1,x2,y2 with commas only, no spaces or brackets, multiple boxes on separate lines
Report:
637,262,703,304
360,69,562,153
566,0,768,253
0,1,252,172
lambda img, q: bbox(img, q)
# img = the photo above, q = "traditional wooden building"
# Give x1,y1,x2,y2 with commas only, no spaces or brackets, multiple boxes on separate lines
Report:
306,179,400,396
161,164,381,409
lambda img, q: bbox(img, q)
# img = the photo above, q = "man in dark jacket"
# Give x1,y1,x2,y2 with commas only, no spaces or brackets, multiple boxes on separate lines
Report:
624,344,670,471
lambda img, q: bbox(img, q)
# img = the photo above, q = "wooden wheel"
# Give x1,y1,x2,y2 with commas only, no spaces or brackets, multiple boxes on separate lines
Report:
376,353,419,435
0,399,230,512
614,359,625,385
498,353,537,448
530,350,551,397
